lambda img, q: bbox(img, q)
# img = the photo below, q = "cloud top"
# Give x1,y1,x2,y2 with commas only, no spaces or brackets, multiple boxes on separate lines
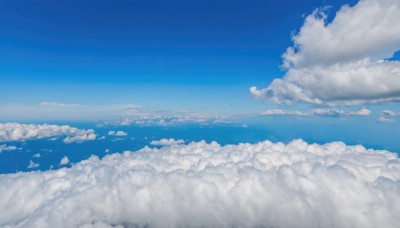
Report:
262,108,371,116
0,123,96,143
0,139,399,227
150,138,185,146
252,0,400,105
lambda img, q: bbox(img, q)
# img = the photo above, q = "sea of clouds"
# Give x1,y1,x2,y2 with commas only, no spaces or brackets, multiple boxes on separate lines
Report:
0,139,399,227
0,123,96,144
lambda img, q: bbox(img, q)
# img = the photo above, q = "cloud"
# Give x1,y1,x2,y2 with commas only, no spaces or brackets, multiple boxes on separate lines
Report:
0,139,399,227
27,160,39,169
378,109,399,122
0,144,17,153
118,109,230,126
32,153,41,158
108,130,127,136
150,138,185,146
251,0,400,105
60,156,69,165
382,110,398,116
39,102,81,108
0,123,96,143
262,108,371,117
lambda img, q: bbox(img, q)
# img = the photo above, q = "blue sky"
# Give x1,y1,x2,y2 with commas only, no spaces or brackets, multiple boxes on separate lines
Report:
1,1,400,226
0,0,359,112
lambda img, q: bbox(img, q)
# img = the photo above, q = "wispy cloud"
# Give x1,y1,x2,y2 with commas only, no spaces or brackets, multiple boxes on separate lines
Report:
0,144,17,153
378,109,399,122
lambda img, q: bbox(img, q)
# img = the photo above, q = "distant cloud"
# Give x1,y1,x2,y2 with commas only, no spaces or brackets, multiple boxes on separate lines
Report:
39,102,80,108
0,144,17,153
117,109,230,126
0,139,399,227
108,130,127,136
0,123,96,143
150,138,184,146
378,109,399,122
251,0,400,105
60,156,69,165
262,108,371,117
27,160,39,169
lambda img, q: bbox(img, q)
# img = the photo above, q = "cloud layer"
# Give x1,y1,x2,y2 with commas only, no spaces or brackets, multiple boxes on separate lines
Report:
0,123,96,143
263,108,371,117
252,0,400,105
1,139,399,227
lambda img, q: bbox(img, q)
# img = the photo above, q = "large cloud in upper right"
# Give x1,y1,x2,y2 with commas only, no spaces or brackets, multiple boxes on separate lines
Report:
251,0,400,105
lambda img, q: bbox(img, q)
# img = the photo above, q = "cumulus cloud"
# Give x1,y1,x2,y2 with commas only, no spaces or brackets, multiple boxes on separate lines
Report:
0,140,399,227
262,108,371,117
252,0,400,105
108,130,127,136
150,138,185,146
0,144,17,153
60,156,70,165
0,123,96,143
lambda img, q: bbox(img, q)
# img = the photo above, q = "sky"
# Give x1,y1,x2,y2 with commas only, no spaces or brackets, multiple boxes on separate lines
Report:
1,0,400,227
1,0,364,114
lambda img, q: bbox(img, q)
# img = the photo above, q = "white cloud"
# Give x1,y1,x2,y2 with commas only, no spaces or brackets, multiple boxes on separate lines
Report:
60,156,69,165
382,110,398,116
39,102,80,108
378,116,395,123
262,108,371,117
252,0,400,105
0,144,17,153
32,153,41,158
27,160,39,169
378,109,399,122
118,109,230,126
108,130,127,136
150,138,185,146
0,139,399,227
0,123,96,143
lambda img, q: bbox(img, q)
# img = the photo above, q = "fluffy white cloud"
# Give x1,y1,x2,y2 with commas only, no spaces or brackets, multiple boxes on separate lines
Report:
252,0,400,105
0,140,399,227
0,123,96,143
150,138,185,146
108,130,127,136
262,108,371,116
60,156,70,165
0,144,17,153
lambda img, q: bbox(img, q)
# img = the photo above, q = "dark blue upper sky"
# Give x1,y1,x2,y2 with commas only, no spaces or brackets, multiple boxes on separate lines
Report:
0,0,357,109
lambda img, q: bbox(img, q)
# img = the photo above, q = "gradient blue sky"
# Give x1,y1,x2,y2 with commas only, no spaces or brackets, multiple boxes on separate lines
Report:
1,0,359,111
